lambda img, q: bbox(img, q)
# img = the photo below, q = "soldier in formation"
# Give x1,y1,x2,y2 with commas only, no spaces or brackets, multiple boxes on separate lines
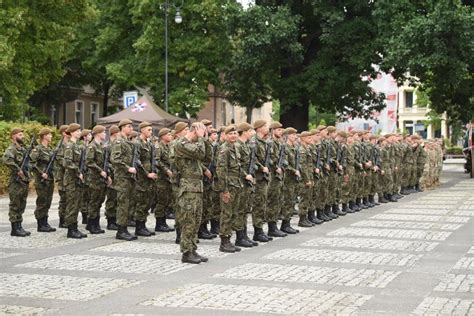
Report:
3,120,445,264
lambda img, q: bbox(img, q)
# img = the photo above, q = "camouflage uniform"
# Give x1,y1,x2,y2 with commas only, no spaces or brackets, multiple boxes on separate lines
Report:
153,141,174,229
134,138,155,222
266,138,284,224
104,140,118,224
85,140,107,221
253,135,270,229
63,140,83,227
54,140,68,221
30,143,54,220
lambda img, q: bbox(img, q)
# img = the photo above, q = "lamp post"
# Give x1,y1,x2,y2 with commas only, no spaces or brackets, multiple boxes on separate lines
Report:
163,0,183,113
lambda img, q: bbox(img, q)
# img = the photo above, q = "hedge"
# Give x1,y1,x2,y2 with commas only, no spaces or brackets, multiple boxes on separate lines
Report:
0,121,61,195
445,146,463,155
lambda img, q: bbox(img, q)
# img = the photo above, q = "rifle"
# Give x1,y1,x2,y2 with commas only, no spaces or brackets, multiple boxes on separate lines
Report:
294,140,302,182
263,132,273,181
275,134,288,180
15,136,36,182
205,132,221,184
102,133,111,183
325,140,332,173
247,136,258,186
41,136,64,182
78,139,89,185
335,144,343,173
315,144,325,178
130,139,141,181
150,138,158,175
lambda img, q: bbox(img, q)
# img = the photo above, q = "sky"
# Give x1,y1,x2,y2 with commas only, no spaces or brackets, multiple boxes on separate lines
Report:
237,0,253,9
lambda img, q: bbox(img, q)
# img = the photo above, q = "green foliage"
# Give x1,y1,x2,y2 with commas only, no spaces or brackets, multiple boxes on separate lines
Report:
445,146,463,155
423,110,444,131
0,121,60,194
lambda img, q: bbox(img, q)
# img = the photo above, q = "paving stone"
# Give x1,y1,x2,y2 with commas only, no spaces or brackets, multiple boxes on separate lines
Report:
453,211,474,217
468,247,474,255
453,257,474,271
0,304,58,315
387,209,452,215
434,274,474,293
213,263,401,288
264,248,422,266
0,251,23,259
141,283,372,314
328,227,452,241
351,220,463,231
370,213,470,223
0,273,140,301
16,254,195,275
411,297,474,315
0,231,86,249
301,237,439,252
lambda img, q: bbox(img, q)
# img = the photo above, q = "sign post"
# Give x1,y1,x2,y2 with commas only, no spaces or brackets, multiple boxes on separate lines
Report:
123,91,138,109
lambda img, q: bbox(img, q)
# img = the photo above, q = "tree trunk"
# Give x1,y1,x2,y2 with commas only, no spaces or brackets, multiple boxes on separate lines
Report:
246,105,254,123
279,97,309,132
102,82,111,117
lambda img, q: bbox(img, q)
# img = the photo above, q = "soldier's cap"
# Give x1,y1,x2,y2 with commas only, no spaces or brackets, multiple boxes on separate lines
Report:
357,131,365,136
219,125,227,133
337,131,348,138
92,125,106,135
378,136,386,142
316,125,327,131
309,129,319,135
369,134,378,140
300,131,311,138
237,122,252,132
139,121,152,130
269,121,283,129
118,119,133,128
38,128,53,137
80,129,91,138
253,119,267,130
158,127,171,138
66,123,81,134
284,127,297,135
209,128,218,134
348,130,357,136
224,124,238,134
109,125,120,135
59,125,69,134
10,127,23,137
326,126,337,133
200,119,212,126
175,122,188,134
170,130,176,136
130,131,138,138
412,134,421,140
384,133,392,138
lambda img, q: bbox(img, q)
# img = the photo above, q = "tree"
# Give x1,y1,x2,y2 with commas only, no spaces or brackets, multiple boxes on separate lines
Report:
0,0,91,121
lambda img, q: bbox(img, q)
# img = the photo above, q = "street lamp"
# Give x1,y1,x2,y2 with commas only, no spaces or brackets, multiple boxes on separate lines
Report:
163,0,183,113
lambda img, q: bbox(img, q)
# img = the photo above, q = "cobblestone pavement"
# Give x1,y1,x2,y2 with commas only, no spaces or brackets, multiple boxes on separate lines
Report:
0,164,473,315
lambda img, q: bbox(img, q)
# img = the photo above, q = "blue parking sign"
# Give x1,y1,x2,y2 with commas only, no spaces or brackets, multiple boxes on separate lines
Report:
123,91,138,108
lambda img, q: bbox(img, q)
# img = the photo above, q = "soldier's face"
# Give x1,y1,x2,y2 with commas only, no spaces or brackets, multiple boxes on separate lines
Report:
73,129,82,139
142,127,152,138
227,131,238,143
210,132,217,141
273,128,283,138
122,124,133,136
260,125,269,135
14,132,24,144
44,133,53,142
97,131,106,141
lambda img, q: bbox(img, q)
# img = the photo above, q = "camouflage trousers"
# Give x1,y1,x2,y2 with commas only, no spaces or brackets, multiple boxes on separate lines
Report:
153,181,172,218
381,170,393,193
79,185,90,215
202,184,220,223
281,178,298,221
299,183,312,216
58,190,67,218
8,180,29,223
335,173,343,203
176,191,202,254
115,176,133,226
341,170,354,204
252,180,268,228
87,183,107,219
34,179,54,220
266,176,283,223
236,184,253,231
327,172,338,205
134,186,153,222
64,182,82,226
220,186,241,237
318,176,329,208
105,187,117,219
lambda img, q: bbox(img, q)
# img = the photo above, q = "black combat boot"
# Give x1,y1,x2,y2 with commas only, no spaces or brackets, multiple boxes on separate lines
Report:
268,221,287,237
155,216,174,232
67,223,85,239
166,209,175,219
333,204,346,216
253,226,271,242
11,222,28,237
244,226,258,246
127,219,136,227
361,197,370,208
324,205,336,219
193,250,208,262
309,210,324,224
369,195,380,206
37,217,56,232
298,215,313,227
175,227,181,244
395,191,403,199
219,236,237,253
135,221,153,237
316,209,329,221
415,183,423,192
378,194,389,203
235,230,254,247
210,219,220,235
409,186,417,193
388,193,398,202
88,217,105,234
181,251,201,264
349,201,358,212
81,212,88,225
17,222,31,236
198,223,214,239
400,187,409,195
58,216,67,228
203,221,217,238
280,219,299,234
342,203,353,214
116,225,137,241
107,217,118,230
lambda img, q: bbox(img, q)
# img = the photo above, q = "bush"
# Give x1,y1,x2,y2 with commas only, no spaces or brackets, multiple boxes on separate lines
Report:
445,146,463,155
0,121,60,195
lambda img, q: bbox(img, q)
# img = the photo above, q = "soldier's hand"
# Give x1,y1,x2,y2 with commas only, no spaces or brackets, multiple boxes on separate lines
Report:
305,181,311,187
41,173,48,180
245,174,253,182
100,171,107,178
315,168,320,174
295,170,301,177
221,191,231,203
204,169,212,179
107,177,112,186
166,169,173,178
344,175,349,183
128,167,137,174
262,167,269,174
79,174,84,182
325,164,330,170
338,165,343,170
276,167,282,174
147,172,158,180
381,170,385,176
17,170,25,178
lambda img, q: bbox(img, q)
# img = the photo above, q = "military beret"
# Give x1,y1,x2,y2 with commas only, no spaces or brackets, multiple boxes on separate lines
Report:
38,128,53,137
326,126,337,133
118,119,133,128
80,129,91,138
338,131,348,138
109,125,120,135
411,134,421,140
200,119,212,126
92,125,106,135
284,127,297,135
269,121,283,129
219,125,227,133
210,128,218,134
316,125,327,131
357,131,365,136
139,121,152,130
300,131,311,138
309,129,319,135
158,128,171,138
130,131,138,138
175,122,188,134
237,122,253,132
66,123,81,134
253,119,267,130
224,124,238,134
369,134,378,140
59,125,69,134
170,130,176,136
10,127,23,137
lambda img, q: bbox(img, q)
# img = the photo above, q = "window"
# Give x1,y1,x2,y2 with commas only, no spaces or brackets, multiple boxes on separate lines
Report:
405,91,413,108
91,102,99,124
51,105,58,126
75,101,83,125
405,120,414,135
